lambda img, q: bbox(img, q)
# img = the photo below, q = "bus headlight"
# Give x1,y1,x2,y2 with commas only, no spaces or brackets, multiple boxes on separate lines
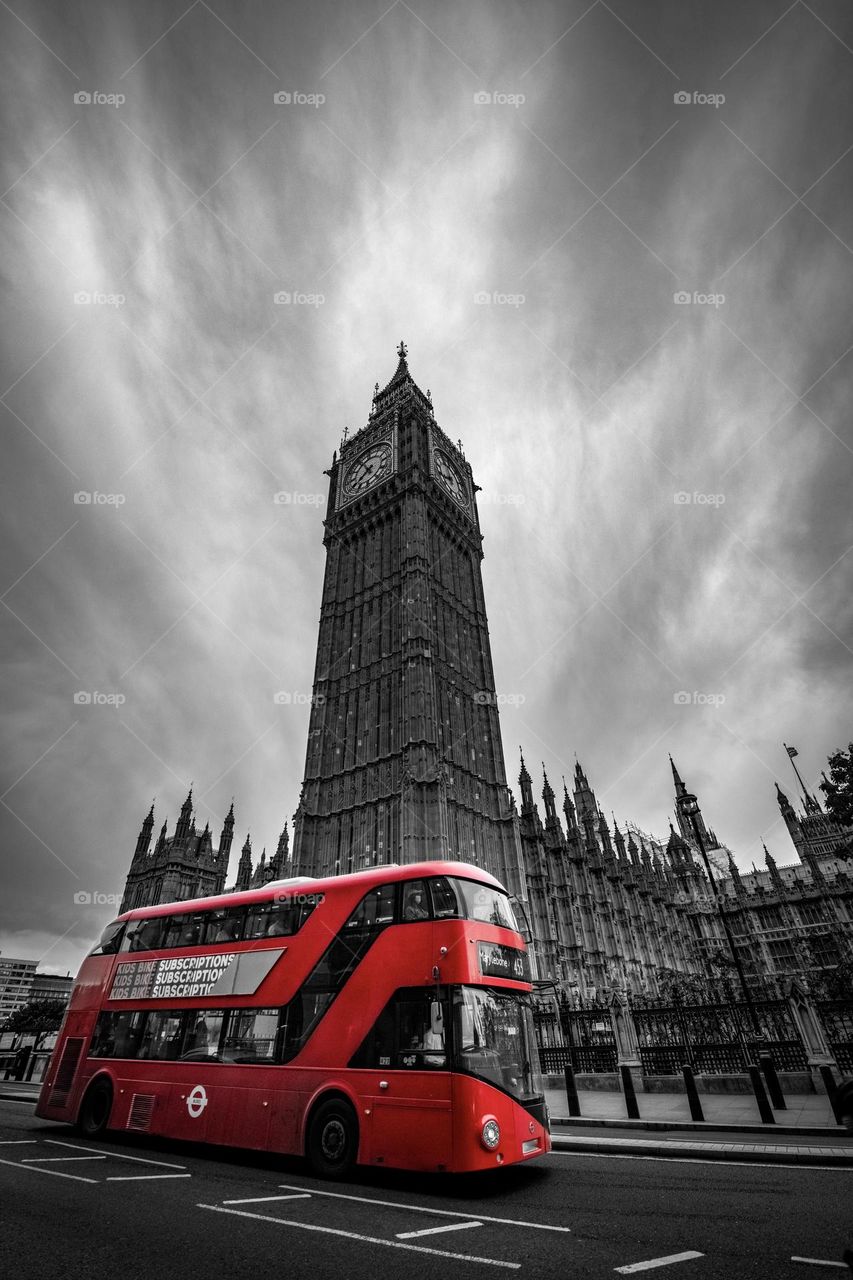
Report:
481,1118,501,1150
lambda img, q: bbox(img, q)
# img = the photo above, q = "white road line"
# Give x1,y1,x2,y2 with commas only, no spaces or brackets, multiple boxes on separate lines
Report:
0,1140,38,1145
398,1221,484,1240
45,1139,186,1169
107,1173,192,1181
22,1155,107,1163
615,1251,705,1274
278,1182,572,1232
551,1151,853,1172
223,1194,312,1205
791,1259,849,1270
198,1203,520,1269
0,1155,97,1184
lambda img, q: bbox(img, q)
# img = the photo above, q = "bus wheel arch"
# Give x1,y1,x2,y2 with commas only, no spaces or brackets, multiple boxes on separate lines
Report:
304,1089,360,1179
75,1072,114,1137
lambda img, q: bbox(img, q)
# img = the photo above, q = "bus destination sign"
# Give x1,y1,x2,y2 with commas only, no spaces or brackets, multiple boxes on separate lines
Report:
477,941,530,981
108,948,284,1002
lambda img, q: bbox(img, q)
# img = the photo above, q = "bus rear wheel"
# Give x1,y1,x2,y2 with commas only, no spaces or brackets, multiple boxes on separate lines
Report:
76,1077,113,1137
307,1097,358,1179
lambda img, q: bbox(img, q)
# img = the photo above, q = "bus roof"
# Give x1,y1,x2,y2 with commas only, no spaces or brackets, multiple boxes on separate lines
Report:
116,860,508,922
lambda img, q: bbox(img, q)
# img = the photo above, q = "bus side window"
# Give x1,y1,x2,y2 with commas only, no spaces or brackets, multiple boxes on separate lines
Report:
401,880,431,922
89,920,125,955
428,877,462,919
345,884,396,931
204,908,244,944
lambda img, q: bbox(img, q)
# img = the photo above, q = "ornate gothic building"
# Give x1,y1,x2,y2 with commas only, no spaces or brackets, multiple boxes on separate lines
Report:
512,751,852,997
119,791,233,912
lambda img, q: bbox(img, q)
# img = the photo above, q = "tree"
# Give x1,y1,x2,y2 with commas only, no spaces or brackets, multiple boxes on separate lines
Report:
0,999,66,1048
820,742,853,827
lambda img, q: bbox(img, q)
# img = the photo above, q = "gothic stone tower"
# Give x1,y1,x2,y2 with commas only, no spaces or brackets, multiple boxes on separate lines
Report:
120,792,232,912
291,344,527,903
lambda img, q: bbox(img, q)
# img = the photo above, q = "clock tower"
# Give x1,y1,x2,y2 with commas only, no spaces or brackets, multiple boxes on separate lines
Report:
291,343,528,907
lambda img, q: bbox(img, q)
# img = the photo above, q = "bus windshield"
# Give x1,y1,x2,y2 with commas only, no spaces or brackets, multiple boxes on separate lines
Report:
453,986,543,1102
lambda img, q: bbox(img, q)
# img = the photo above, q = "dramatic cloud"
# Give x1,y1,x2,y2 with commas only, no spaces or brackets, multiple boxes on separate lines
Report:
1,0,851,975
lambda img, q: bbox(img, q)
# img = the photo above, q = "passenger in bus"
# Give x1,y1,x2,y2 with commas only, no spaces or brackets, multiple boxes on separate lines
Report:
402,886,428,920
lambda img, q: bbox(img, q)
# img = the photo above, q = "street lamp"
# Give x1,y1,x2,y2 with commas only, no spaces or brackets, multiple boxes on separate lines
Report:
682,799,762,1039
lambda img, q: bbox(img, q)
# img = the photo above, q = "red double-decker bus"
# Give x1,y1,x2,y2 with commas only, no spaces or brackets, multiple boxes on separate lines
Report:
36,861,549,1176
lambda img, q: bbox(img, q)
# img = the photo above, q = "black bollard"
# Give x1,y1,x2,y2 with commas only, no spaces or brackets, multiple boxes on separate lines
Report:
748,1062,775,1124
819,1064,843,1125
681,1063,704,1122
564,1063,581,1117
759,1052,786,1110
620,1064,640,1120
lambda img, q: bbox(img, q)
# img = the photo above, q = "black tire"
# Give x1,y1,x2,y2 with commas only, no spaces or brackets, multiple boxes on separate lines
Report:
76,1077,113,1137
306,1097,359,1179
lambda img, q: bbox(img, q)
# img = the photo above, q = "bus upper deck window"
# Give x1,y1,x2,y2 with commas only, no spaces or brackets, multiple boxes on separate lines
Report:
89,920,125,955
428,877,462,919
401,880,431,921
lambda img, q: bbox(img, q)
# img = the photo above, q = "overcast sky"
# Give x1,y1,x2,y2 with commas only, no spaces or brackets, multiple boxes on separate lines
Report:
1,0,851,976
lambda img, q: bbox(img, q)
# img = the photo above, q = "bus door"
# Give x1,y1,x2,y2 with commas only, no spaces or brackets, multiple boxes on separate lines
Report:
362,988,452,1170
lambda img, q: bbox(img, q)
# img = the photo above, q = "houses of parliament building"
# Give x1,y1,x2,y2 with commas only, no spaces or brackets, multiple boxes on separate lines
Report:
120,346,853,999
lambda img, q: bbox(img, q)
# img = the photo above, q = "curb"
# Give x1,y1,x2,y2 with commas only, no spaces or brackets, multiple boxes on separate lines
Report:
550,1135,853,1166
550,1115,845,1138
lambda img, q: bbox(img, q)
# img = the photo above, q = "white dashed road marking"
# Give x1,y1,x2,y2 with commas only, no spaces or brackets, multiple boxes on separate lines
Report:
224,1194,312,1204
397,1221,484,1239
0,1155,98,1183
107,1173,192,1181
615,1252,705,1274
22,1155,107,1162
277,1182,572,1232
790,1260,850,1270
45,1138,186,1168
198,1203,521,1269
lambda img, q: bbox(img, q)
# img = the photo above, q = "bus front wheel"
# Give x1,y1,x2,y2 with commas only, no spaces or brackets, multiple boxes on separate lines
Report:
307,1097,358,1179
76,1077,113,1137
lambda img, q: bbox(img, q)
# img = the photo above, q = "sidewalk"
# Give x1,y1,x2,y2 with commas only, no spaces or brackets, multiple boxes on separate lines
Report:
544,1082,853,1165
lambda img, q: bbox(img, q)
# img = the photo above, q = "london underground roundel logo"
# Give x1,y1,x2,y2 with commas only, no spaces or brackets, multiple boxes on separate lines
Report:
187,1085,208,1119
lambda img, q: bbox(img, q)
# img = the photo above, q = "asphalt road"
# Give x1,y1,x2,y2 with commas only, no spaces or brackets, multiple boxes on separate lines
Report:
1,1099,851,1278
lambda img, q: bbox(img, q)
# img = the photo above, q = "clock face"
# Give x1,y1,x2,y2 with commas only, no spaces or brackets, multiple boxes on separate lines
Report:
433,450,466,506
343,444,392,496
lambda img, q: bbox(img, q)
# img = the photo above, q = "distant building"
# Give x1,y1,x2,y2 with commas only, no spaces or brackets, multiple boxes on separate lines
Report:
0,955,36,1023
120,791,236,913
30,972,73,1007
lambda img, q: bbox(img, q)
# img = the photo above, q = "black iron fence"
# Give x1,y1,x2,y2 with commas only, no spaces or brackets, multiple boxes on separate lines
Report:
816,999,853,1073
534,991,816,1077
630,996,808,1075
